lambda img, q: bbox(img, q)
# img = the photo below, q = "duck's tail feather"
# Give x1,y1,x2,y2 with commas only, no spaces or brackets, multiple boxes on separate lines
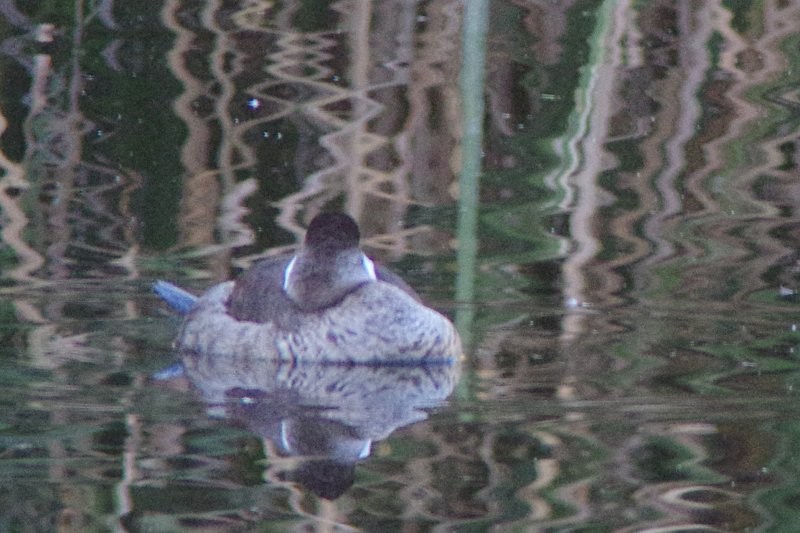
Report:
153,280,197,315
151,361,185,380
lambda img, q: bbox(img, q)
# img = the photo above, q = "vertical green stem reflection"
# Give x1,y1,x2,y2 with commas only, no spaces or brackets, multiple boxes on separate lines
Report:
456,0,489,353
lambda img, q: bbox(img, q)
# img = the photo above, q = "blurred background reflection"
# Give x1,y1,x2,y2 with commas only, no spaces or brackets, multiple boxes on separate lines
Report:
1,1,800,530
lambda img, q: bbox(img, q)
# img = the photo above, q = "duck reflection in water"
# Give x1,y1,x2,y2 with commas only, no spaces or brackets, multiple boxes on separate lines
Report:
154,212,462,498
181,357,460,499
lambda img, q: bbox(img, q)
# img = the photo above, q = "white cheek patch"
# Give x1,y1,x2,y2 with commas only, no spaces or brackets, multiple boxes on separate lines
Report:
358,439,372,459
283,256,297,291
362,254,377,281
280,420,291,451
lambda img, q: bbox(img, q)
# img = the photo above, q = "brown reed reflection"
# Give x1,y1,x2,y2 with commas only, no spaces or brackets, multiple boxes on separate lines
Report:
568,0,800,308
163,0,461,271
0,11,140,285
2,0,800,530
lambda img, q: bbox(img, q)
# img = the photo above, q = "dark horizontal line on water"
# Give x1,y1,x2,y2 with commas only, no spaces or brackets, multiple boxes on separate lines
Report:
445,394,800,422
0,278,157,296
304,357,459,367
179,356,460,368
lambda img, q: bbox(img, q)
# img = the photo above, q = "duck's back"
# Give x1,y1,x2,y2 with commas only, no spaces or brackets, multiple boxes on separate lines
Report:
227,256,295,326
226,255,421,326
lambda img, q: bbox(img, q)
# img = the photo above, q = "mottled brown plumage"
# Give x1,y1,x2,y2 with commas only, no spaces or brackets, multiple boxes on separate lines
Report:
176,213,461,364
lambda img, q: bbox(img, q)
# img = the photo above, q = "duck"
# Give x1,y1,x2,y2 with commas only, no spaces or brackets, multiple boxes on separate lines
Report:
155,212,462,365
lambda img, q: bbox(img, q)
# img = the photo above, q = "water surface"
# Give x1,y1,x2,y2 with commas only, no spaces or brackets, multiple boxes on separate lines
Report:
2,1,800,530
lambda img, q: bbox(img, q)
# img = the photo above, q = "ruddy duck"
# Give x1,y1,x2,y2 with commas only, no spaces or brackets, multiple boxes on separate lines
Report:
155,213,461,364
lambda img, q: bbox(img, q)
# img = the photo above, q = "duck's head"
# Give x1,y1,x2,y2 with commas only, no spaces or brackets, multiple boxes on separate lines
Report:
283,213,377,311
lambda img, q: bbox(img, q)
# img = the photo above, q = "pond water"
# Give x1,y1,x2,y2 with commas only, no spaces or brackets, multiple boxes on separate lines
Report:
2,0,800,531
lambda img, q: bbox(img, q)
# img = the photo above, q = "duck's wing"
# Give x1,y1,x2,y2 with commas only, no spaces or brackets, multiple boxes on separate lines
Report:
226,255,296,324
374,264,422,302
227,255,422,323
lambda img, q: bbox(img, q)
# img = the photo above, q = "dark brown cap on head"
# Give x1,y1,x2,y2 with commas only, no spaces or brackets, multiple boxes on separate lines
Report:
305,213,361,249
